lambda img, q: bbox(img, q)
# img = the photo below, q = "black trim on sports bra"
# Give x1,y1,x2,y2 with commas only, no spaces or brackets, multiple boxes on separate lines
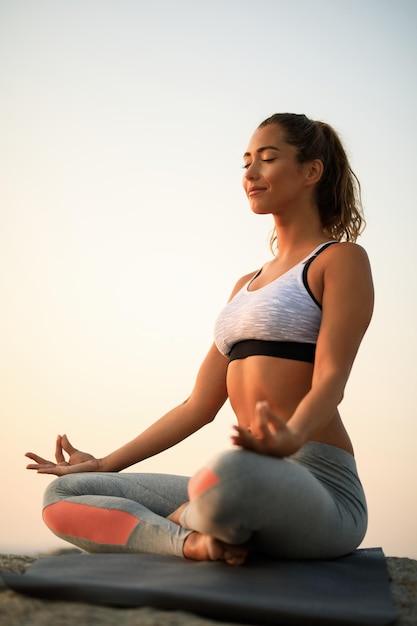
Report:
302,241,339,309
228,339,316,364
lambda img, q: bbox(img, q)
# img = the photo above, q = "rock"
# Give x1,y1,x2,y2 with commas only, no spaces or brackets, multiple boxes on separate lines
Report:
1,553,416,625
386,557,417,626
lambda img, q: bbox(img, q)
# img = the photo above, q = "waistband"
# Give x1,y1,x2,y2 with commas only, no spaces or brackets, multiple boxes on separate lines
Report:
291,441,358,470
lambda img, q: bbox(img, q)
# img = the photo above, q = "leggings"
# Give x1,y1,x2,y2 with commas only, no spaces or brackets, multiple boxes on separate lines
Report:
42,442,367,560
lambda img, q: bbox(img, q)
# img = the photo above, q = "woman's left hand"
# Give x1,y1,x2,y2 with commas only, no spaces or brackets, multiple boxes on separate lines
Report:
26,435,101,475
231,401,304,458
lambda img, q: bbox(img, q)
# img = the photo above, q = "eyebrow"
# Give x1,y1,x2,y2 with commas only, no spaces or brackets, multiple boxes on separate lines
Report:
243,145,280,158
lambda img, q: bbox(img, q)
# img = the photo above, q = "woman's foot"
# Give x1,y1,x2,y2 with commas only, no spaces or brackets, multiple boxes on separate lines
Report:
167,502,189,525
183,532,248,566
168,502,248,566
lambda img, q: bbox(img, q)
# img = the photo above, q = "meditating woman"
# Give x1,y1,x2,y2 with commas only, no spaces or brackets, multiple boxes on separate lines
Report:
26,113,374,566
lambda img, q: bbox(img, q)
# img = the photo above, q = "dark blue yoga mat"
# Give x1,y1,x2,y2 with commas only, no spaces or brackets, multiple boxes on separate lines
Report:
2,548,395,625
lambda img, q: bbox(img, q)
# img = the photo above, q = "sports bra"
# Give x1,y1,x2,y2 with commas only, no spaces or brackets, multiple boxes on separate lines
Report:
214,241,338,363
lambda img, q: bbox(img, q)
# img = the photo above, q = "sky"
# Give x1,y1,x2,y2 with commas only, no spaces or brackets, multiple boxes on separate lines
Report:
1,0,416,559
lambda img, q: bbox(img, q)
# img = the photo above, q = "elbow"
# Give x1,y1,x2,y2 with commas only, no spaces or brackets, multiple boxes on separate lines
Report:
312,369,347,407
205,410,219,425
198,405,220,426
182,397,220,427
337,387,345,406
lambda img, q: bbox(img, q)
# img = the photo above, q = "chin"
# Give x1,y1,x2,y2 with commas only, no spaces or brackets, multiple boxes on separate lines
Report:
250,206,272,216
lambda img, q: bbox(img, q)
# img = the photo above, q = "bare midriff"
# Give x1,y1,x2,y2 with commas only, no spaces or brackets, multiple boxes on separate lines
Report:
226,355,354,455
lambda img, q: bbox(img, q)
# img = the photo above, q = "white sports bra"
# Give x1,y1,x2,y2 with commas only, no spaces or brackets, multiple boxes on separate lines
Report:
214,242,338,363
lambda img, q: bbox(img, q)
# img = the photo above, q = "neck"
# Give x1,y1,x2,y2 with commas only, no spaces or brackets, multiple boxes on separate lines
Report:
271,210,327,257
272,227,328,260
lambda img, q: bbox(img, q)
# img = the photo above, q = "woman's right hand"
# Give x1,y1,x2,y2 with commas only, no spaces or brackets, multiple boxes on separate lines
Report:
26,434,102,475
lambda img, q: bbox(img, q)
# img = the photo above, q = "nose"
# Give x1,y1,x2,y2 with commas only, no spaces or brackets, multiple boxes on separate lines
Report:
243,160,260,181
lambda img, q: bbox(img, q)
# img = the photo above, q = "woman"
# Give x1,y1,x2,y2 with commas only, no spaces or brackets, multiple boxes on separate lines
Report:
26,113,374,566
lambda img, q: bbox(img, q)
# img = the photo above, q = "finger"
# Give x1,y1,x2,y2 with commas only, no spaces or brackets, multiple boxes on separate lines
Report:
252,400,264,432
253,400,276,435
37,461,89,476
256,400,276,426
231,426,261,451
255,403,276,440
231,425,252,441
26,459,56,469
55,435,66,464
25,452,54,465
61,434,77,455
231,435,259,451
230,426,247,444
256,401,286,432
35,466,67,475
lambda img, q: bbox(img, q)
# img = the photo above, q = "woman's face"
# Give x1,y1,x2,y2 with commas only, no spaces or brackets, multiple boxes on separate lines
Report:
242,124,313,216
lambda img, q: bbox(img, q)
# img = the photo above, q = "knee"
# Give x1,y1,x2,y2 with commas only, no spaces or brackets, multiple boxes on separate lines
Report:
43,478,63,508
42,474,84,508
186,450,255,542
42,478,74,535
188,449,250,501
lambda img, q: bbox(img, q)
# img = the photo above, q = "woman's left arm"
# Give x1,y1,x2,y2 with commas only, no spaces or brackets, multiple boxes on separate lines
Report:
232,243,374,456
287,243,374,442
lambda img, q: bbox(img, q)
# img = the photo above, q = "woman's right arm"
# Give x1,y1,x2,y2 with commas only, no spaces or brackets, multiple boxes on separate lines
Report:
26,342,229,475
101,342,229,471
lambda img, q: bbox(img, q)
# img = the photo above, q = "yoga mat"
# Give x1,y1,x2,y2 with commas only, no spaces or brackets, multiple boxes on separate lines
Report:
3,548,395,625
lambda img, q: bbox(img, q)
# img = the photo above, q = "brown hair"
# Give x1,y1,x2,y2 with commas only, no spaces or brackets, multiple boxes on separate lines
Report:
258,113,365,250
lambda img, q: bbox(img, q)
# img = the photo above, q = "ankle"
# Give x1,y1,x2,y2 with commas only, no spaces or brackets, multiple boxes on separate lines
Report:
183,532,200,559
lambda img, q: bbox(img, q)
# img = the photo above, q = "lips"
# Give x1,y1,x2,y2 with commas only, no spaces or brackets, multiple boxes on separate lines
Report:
247,186,267,196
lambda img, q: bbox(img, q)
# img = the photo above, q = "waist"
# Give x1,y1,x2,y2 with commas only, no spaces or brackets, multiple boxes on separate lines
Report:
228,340,316,364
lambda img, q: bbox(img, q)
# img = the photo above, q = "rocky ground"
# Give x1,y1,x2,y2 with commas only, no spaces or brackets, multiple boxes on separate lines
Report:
0,553,416,626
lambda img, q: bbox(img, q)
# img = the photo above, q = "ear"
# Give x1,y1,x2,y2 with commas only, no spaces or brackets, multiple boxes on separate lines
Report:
305,159,324,186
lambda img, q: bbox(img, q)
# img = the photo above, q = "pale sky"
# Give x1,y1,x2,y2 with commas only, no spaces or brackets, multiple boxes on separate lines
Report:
1,0,416,559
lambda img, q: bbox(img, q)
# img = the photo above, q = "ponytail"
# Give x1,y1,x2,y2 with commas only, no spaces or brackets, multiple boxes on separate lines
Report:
259,114,365,252
316,121,364,242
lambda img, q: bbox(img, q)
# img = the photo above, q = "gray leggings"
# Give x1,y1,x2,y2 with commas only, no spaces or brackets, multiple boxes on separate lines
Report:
42,442,367,560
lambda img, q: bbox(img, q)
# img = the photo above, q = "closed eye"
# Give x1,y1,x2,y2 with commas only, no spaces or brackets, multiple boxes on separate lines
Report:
242,158,276,169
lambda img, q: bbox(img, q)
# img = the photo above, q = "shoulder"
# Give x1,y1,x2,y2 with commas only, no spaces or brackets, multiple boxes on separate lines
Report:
228,270,259,301
310,241,372,277
329,241,369,259
322,242,374,317
308,242,373,313
322,241,372,275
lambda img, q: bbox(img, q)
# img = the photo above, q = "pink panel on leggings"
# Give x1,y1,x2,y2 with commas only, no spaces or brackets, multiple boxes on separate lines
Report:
43,501,138,545
188,467,220,500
